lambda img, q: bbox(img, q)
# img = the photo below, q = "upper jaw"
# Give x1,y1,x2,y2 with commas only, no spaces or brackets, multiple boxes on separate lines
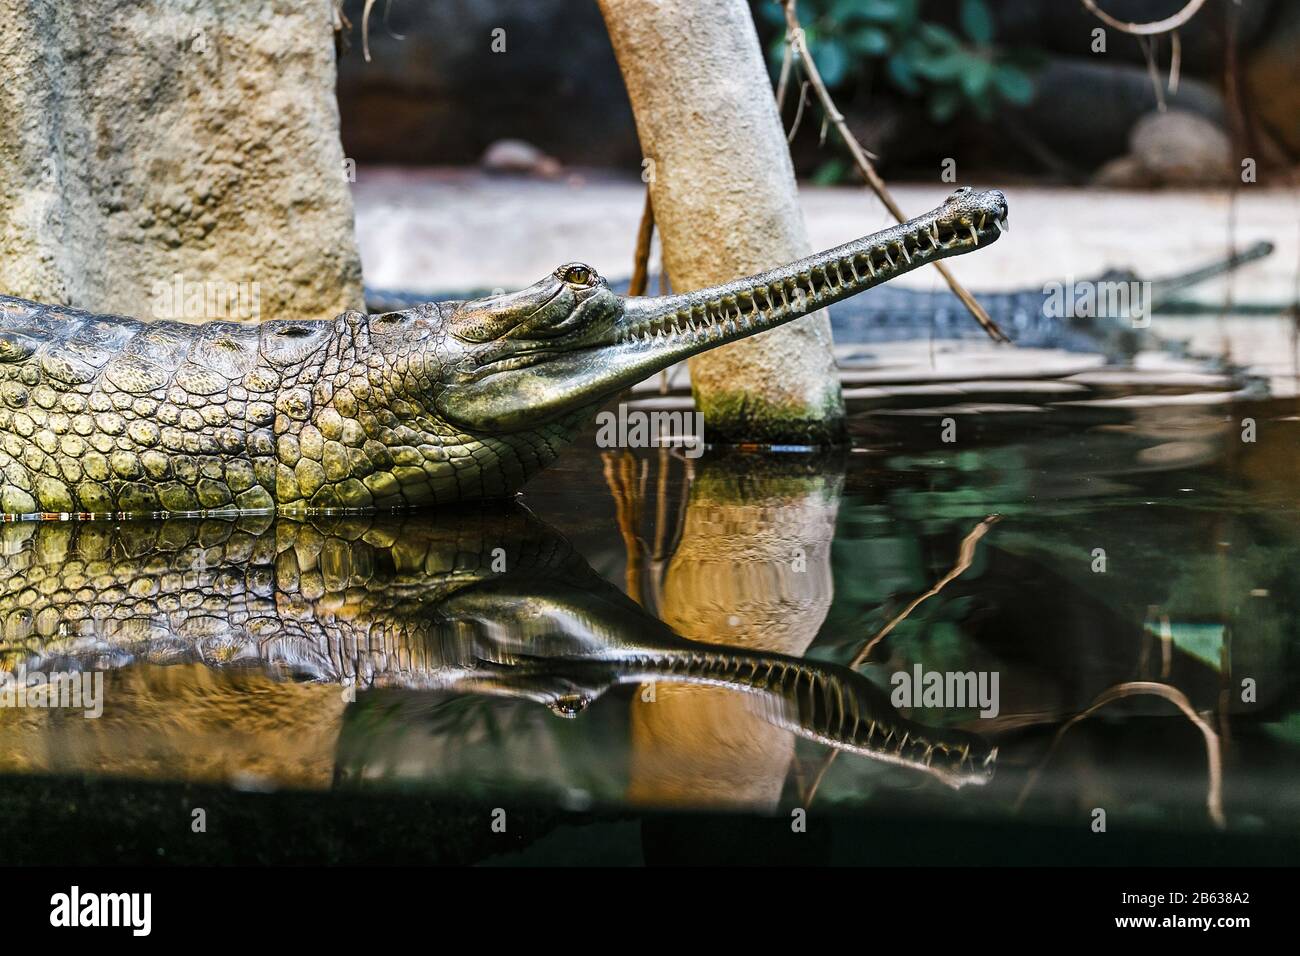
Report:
437,188,1008,430
606,187,1008,361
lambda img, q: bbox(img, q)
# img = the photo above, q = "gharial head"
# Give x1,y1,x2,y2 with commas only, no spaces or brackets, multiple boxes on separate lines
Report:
411,187,1007,434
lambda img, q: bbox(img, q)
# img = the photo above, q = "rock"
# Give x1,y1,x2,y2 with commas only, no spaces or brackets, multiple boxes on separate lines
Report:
0,0,363,321
1092,154,1159,189
1130,110,1234,185
336,0,639,167
1092,110,1235,188
480,139,563,178
1245,2,1300,155
1011,57,1225,169
994,0,1275,77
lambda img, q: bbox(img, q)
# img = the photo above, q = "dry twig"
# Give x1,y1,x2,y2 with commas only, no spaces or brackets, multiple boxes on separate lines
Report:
629,190,655,297
804,513,1001,805
1078,0,1208,35
1014,680,1225,829
1080,0,1207,103
850,514,1001,670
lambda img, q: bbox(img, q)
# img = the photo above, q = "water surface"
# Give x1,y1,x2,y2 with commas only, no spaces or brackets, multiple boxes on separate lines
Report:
1,386,1297,845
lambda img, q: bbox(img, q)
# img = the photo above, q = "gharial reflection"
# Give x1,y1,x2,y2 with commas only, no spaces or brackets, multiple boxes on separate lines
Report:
0,503,995,795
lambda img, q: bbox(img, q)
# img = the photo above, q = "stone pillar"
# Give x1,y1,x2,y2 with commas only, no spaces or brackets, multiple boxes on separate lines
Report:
598,0,844,444
0,0,363,321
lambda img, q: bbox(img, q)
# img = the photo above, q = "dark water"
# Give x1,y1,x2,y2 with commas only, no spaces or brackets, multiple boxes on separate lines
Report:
1,390,1297,850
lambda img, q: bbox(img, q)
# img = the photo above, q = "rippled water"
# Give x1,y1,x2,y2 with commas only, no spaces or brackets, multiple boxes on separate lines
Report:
1,388,1297,844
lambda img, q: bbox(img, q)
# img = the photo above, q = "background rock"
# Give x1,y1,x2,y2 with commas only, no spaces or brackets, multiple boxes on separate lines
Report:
0,0,363,321
993,0,1274,75
1093,154,1160,189
336,0,639,167
1130,109,1234,185
1093,110,1235,188
481,139,563,178
1009,57,1225,169
1244,1,1300,155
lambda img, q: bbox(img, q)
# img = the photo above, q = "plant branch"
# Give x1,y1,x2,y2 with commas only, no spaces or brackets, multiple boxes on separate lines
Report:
1078,0,1208,36
778,1,1009,343
629,189,655,296
850,514,1000,670
1014,680,1225,830
805,513,1000,806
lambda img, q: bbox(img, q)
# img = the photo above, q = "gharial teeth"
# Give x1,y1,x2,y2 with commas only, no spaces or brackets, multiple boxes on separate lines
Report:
968,224,979,245
898,241,911,264
996,217,1008,234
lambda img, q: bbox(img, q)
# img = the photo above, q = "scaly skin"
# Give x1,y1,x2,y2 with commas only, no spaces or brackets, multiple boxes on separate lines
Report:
0,188,1007,517
0,507,996,787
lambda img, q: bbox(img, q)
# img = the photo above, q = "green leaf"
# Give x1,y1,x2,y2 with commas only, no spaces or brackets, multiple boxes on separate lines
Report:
839,0,903,24
960,0,995,44
892,0,920,28
912,48,970,81
918,22,961,49
1262,713,1300,746
811,38,850,87
886,52,921,94
847,26,891,56
928,86,963,123
959,56,993,98
811,157,850,186
992,63,1035,104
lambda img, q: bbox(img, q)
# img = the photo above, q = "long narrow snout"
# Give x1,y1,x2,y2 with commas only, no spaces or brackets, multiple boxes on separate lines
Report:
615,187,1007,358
439,188,1008,432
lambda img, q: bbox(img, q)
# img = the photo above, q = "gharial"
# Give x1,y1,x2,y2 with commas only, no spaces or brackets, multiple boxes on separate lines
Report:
0,187,1006,517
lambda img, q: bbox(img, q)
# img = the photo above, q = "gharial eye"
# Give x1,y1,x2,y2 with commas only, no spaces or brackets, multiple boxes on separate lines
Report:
559,264,594,285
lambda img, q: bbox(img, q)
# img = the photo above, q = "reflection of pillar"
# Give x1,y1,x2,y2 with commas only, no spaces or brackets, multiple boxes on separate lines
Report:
0,664,348,790
629,457,844,808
